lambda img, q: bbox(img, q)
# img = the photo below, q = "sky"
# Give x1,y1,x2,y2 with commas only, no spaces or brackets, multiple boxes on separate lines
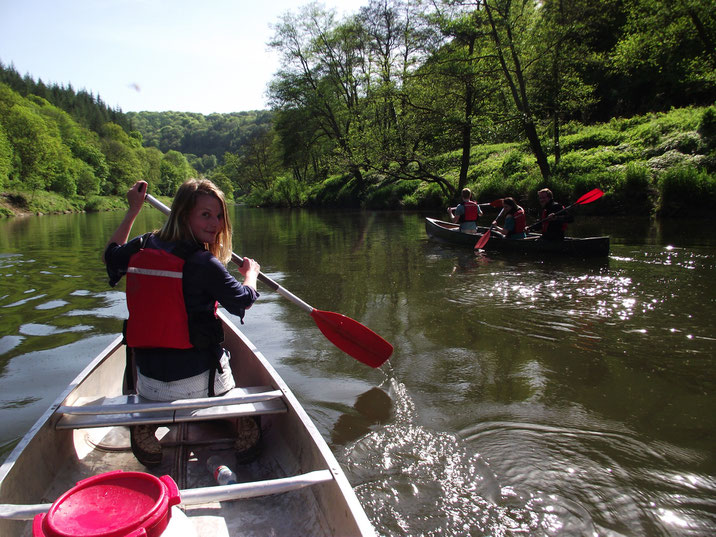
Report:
0,0,368,115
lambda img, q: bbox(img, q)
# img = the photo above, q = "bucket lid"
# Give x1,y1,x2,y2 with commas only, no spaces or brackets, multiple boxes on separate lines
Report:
33,470,180,537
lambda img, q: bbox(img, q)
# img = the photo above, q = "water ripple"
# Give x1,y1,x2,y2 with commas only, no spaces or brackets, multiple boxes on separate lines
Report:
343,380,603,537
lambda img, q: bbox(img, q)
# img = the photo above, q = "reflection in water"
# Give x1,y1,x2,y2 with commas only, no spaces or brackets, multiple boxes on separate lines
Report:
332,387,393,445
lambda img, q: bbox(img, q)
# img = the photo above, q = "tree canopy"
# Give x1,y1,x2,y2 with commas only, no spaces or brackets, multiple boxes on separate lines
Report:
1,0,714,209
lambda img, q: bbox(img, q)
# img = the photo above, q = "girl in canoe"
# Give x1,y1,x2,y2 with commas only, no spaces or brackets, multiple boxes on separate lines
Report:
490,197,527,239
103,179,261,466
448,187,483,233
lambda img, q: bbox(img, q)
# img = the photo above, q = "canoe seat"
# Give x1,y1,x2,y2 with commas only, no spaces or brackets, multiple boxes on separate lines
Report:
54,386,287,430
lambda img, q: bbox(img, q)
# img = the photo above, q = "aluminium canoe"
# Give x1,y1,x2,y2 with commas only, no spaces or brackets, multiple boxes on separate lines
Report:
425,217,609,258
0,310,376,537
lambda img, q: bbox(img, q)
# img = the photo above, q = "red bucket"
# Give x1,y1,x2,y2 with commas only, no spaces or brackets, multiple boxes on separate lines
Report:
33,470,180,537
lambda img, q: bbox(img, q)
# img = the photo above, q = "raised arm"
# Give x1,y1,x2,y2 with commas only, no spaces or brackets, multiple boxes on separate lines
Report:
102,181,148,263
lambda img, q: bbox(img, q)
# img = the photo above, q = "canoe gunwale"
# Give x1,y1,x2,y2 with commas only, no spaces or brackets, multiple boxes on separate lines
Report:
0,312,376,536
425,217,609,257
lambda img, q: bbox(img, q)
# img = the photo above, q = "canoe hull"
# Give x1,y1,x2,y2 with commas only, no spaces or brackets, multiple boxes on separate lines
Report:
425,217,609,257
0,311,375,537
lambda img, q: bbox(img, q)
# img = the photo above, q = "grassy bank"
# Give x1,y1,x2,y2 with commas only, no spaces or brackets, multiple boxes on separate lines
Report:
0,190,158,217
247,105,716,217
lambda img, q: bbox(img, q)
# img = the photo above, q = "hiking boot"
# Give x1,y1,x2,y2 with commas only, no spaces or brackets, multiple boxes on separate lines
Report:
130,424,162,467
234,416,262,464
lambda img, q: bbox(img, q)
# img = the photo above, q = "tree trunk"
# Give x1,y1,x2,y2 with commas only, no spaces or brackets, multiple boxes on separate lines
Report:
485,0,551,179
458,37,476,193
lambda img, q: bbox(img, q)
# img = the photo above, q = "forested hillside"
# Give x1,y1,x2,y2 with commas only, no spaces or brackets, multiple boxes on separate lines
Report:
126,110,273,174
0,81,204,202
2,0,715,217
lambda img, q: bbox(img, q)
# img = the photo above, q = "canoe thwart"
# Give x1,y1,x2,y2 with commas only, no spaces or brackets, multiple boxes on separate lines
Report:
55,387,288,430
180,469,335,505
58,386,284,415
0,469,335,520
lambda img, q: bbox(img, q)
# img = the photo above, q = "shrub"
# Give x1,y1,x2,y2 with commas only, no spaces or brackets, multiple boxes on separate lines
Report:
84,196,104,212
501,150,526,177
49,170,77,197
76,162,100,196
571,171,614,196
561,126,623,151
271,175,307,207
698,106,716,147
472,173,509,202
655,132,701,155
622,162,652,194
402,182,444,209
647,149,692,171
608,162,654,213
305,175,362,208
363,179,420,209
632,122,664,147
513,172,541,203
657,165,716,216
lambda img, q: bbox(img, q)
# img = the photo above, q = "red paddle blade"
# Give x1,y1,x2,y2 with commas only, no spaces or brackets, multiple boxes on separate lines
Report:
576,188,604,205
490,199,504,208
310,309,393,368
474,229,491,250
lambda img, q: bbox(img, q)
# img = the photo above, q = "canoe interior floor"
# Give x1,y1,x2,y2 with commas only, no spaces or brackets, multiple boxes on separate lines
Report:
19,421,333,537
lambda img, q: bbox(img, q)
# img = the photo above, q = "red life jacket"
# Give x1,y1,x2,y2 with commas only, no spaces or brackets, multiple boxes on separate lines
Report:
508,208,526,236
460,200,479,223
541,207,568,233
125,246,193,349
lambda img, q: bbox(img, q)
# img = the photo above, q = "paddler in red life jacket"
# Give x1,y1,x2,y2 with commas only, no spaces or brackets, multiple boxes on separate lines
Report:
103,179,261,467
490,197,527,239
526,188,574,241
448,188,483,233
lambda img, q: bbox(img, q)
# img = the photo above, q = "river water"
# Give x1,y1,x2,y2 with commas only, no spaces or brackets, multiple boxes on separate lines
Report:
0,207,714,536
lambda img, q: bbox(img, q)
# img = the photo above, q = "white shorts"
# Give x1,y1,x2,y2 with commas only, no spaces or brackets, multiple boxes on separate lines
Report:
136,351,236,401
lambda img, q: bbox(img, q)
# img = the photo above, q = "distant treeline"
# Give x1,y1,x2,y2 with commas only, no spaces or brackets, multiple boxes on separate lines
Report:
126,110,273,174
0,61,131,134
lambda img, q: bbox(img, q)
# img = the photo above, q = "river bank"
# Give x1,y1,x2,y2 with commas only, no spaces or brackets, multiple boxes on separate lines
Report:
0,190,143,217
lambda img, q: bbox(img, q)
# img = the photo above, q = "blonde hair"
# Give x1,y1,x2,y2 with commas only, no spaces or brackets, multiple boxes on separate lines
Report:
157,179,233,265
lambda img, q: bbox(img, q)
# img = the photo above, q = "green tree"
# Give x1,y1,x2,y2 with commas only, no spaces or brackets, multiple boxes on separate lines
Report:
68,135,109,185
76,161,100,196
0,95,54,194
0,122,13,187
207,170,235,202
269,4,369,187
529,0,598,165
611,0,716,111
139,146,163,192
482,0,551,179
409,6,501,196
159,150,194,195
101,123,143,194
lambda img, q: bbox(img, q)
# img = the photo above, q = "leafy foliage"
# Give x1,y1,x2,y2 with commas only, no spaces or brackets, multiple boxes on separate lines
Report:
0,82,197,201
